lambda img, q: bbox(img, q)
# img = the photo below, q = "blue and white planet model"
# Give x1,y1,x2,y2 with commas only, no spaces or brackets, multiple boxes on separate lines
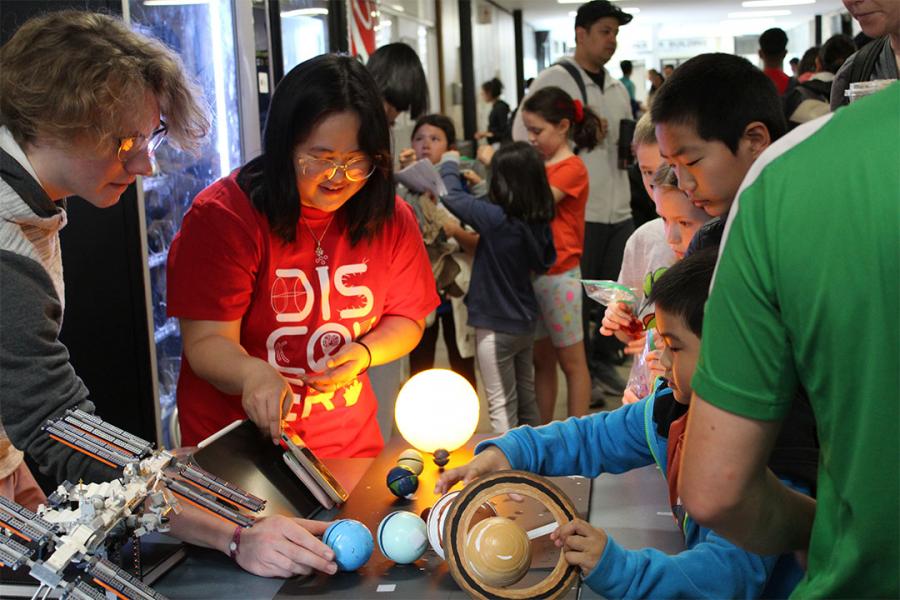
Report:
377,510,429,564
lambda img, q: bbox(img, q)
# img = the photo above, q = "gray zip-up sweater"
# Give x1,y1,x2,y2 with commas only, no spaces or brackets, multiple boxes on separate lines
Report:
0,127,117,484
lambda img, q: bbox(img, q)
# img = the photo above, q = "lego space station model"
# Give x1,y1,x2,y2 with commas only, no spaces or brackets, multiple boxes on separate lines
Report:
0,409,266,600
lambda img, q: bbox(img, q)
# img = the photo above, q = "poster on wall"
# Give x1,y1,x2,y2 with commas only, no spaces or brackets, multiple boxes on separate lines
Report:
349,0,378,60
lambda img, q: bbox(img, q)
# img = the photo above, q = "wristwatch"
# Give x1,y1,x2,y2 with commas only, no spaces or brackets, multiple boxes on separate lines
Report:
228,525,242,560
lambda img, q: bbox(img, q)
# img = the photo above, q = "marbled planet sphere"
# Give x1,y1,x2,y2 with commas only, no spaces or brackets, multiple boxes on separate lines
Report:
386,465,419,498
464,516,532,587
377,510,428,564
397,448,425,475
322,519,374,571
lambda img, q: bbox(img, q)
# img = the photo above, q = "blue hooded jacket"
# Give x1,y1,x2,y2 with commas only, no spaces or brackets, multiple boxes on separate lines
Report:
439,156,555,335
477,382,807,599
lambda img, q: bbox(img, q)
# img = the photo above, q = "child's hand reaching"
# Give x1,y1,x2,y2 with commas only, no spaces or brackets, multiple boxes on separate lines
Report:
622,387,641,405
434,446,510,495
476,144,495,166
623,332,646,356
600,302,642,347
461,169,482,186
399,148,417,169
551,518,608,576
599,301,632,334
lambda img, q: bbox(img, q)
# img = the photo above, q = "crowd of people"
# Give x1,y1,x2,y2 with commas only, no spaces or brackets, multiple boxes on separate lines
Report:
0,0,897,595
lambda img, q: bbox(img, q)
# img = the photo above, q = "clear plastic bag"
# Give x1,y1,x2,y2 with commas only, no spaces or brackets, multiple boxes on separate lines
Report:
582,279,637,306
584,279,659,403
626,329,655,401
582,279,643,338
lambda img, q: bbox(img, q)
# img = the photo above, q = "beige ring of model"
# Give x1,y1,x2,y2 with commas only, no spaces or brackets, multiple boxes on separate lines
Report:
443,470,579,599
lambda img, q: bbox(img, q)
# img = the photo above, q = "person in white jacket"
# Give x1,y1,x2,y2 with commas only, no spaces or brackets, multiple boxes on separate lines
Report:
512,1,635,405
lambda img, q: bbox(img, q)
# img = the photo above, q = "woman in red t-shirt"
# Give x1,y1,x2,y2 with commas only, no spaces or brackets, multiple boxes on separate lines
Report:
167,54,438,457
520,86,604,423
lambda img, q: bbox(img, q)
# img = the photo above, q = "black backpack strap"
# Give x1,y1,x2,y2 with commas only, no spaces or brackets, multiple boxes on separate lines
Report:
849,36,888,85
555,60,589,105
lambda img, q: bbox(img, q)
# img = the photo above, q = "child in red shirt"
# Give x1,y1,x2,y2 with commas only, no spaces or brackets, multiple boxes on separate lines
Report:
520,86,603,423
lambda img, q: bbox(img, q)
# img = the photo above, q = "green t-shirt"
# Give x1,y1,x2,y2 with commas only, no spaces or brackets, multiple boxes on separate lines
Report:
693,82,899,598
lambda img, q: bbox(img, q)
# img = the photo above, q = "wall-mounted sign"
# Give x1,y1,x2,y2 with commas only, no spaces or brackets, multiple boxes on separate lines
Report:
657,38,708,51
632,39,650,52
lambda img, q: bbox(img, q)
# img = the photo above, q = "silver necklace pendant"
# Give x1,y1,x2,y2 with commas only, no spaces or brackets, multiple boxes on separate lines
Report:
314,244,328,266
305,214,335,267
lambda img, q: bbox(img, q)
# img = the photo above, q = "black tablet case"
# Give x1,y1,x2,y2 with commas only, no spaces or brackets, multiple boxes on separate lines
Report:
191,420,321,520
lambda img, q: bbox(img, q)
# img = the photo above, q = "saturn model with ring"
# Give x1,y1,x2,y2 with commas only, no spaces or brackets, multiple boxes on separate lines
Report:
441,470,581,600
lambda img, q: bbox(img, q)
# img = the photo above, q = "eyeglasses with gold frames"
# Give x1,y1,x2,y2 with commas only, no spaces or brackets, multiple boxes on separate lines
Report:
298,154,378,182
117,121,168,163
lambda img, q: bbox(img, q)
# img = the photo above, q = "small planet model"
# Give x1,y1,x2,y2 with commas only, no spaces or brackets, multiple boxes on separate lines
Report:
377,510,428,564
322,519,374,572
397,448,425,475
433,448,450,467
464,516,532,587
386,465,419,498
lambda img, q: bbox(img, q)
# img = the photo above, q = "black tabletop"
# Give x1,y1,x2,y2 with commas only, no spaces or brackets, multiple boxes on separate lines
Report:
276,434,588,599
153,437,683,600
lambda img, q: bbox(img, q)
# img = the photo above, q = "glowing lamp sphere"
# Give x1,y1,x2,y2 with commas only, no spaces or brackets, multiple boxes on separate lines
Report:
464,516,532,588
377,511,429,564
322,519,374,571
395,369,479,455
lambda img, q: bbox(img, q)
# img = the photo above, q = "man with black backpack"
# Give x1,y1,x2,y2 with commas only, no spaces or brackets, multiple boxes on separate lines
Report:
511,0,634,407
830,0,899,109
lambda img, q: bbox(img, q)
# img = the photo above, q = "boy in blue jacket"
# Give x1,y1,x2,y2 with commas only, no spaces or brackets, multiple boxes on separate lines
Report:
436,248,808,599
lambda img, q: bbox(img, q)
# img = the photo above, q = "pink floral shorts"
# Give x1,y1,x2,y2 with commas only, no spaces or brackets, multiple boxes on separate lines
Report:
533,266,584,348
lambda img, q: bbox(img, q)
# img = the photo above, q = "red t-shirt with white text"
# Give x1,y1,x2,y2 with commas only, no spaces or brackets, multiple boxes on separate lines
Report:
167,172,438,456
546,155,589,275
